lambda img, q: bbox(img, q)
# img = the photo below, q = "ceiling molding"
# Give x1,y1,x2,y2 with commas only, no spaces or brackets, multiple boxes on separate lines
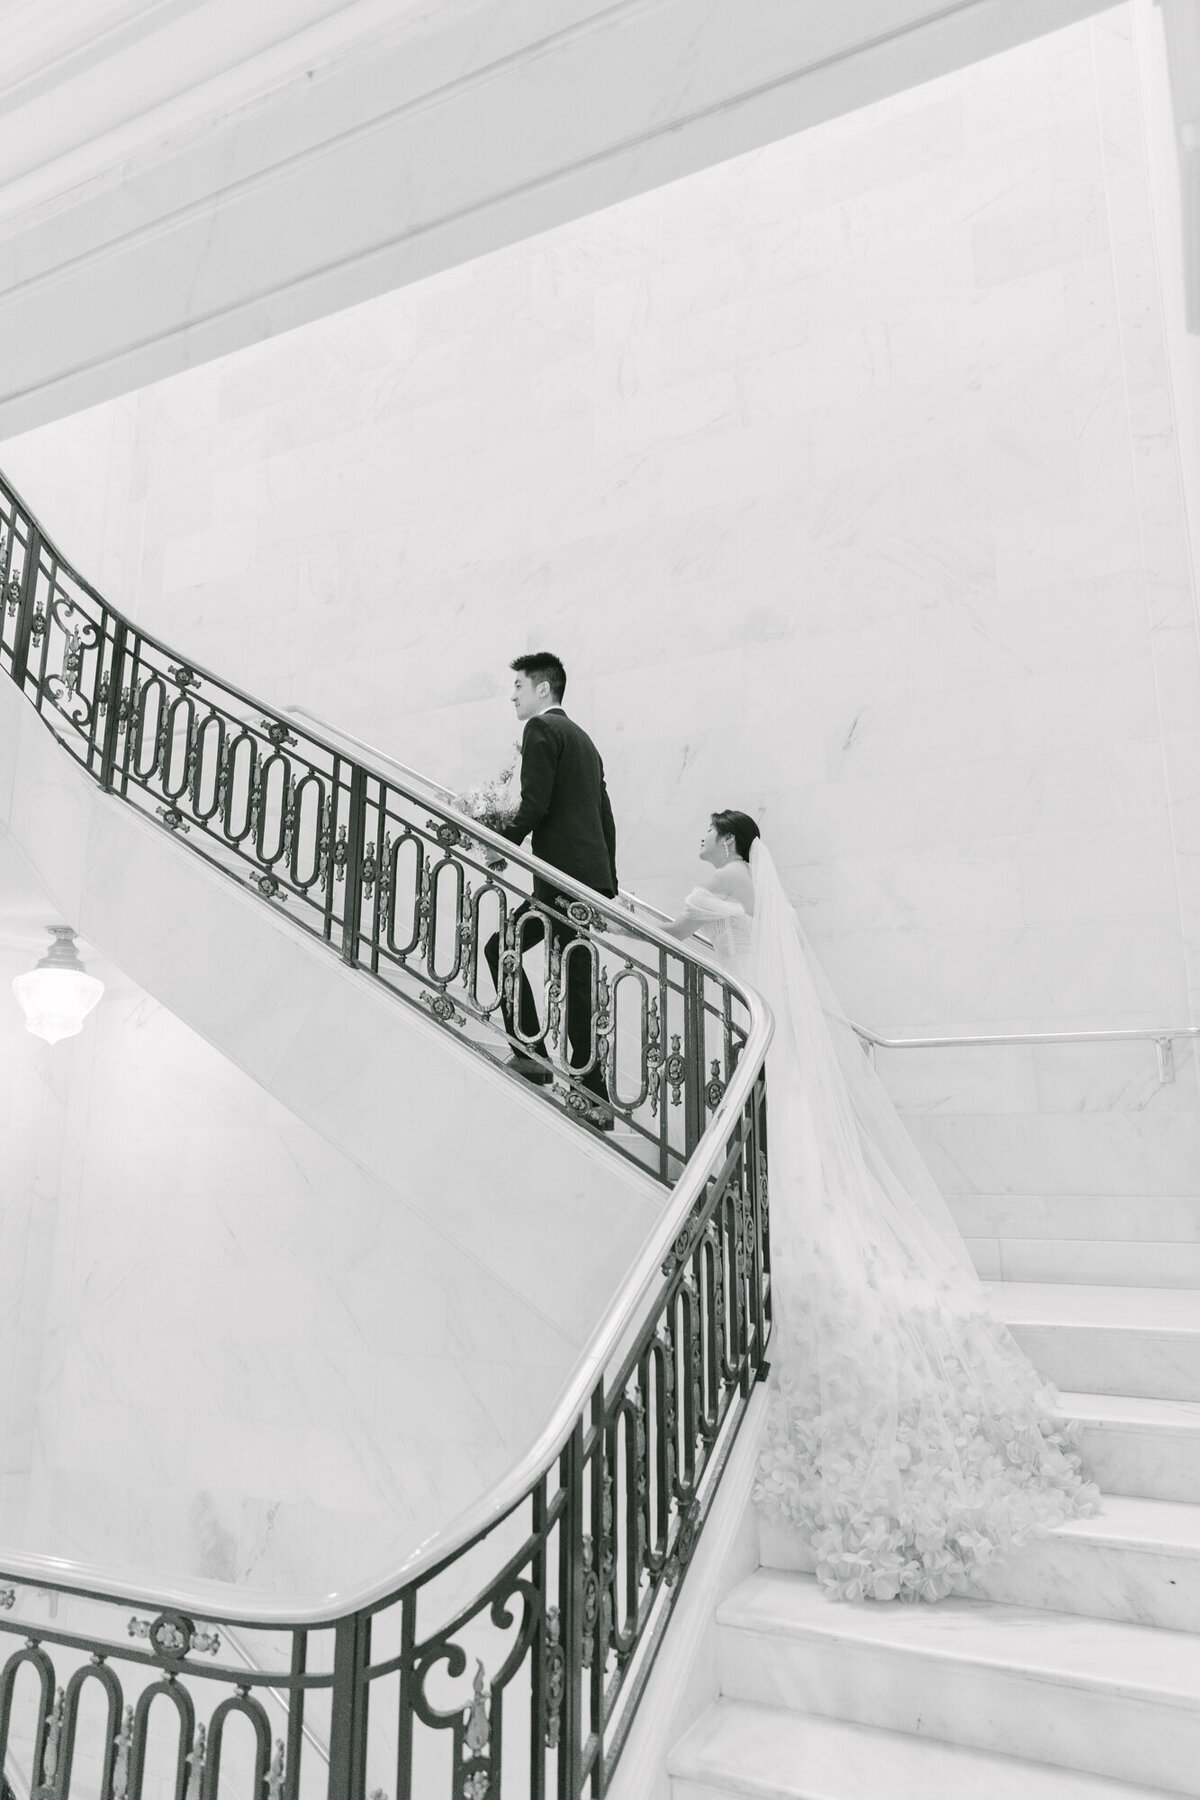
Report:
0,0,1111,437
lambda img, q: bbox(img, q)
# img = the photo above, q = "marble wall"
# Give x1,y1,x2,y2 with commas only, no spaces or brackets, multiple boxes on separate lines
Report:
3,4,1198,1202
0,928,584,1600
0,938,71,1551
1,653,673,1604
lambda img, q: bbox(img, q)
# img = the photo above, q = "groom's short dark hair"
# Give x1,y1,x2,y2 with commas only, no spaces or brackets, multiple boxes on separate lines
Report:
511,652,566,702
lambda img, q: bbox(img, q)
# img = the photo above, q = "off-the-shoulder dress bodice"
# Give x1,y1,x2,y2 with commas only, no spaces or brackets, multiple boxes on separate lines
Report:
683,886,753,976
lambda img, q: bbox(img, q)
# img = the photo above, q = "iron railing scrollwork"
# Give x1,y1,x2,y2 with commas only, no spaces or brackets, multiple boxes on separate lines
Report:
0,468,774,1799
0,474,751,1183
0,1096,768,1800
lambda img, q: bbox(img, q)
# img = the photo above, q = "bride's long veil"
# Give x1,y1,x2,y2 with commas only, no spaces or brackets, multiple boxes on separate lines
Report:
747,840,1095,1602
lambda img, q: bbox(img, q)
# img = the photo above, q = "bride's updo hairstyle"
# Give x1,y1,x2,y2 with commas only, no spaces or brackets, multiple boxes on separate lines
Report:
711,809,761,863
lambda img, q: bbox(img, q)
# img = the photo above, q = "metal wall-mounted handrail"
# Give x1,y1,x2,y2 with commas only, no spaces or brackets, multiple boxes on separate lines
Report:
586,845,1200,1066
288,704,1199,1097
840,1020,1200,1051
842,1020,1199,1084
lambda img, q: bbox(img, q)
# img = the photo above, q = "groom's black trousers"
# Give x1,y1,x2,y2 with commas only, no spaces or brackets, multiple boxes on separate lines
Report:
483,893,609,1102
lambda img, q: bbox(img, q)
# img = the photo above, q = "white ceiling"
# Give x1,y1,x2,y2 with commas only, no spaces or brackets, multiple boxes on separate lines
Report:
0,0,1118,438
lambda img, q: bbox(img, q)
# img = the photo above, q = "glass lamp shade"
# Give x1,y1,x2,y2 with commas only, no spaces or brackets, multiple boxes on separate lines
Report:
12,927,104,1044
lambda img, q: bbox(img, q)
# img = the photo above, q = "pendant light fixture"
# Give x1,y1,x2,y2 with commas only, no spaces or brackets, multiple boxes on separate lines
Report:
12,926,104,1045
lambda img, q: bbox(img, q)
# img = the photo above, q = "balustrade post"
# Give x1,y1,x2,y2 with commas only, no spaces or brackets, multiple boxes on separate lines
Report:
10,524,41,687
327,1611,370,1800
682,964,706,1156
558,1419,584,1800
340,764,368,966
750,1078,770,1381
99,618,128,792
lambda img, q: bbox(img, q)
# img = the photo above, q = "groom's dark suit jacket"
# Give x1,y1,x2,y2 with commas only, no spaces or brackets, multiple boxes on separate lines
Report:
500,707,617,903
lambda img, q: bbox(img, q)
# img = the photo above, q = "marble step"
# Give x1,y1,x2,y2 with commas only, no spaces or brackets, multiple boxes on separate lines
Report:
968,1237,1200,1287
669,1698,1180,1800
761,1494,1200,1633
717,1569,1200,1795
1062,1393,1200,1503
969,1493,1200,1632
953,1194,1200,1243
986,1283,1200,1402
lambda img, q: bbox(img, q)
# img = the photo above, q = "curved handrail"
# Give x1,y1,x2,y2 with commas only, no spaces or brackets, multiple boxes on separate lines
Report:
0,469,755,1176
286,709,1199,1060
0,999,770,1627
286,700,724,952
0,468,773,1798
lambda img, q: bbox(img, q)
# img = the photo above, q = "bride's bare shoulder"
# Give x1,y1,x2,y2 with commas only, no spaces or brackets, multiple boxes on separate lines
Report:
710,862,754,907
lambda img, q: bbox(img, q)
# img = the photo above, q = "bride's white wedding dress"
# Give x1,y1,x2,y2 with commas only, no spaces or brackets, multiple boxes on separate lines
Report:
682,844,1097,1603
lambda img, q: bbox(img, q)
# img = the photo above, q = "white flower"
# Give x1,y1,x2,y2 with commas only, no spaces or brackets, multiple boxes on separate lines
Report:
453,749,520,830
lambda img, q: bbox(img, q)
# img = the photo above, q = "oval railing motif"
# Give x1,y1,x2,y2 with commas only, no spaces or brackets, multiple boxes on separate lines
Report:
0,479,749,1182
0,469,773,1800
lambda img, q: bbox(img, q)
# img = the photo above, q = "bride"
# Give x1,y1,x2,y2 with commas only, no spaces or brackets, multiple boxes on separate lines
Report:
664,810,1097,1604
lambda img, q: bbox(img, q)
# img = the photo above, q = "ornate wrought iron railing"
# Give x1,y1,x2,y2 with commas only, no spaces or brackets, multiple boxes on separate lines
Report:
0,477,751,1182
0,467,773,1800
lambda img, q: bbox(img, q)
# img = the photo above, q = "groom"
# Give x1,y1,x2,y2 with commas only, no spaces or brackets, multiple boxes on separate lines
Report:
483,652,618,1127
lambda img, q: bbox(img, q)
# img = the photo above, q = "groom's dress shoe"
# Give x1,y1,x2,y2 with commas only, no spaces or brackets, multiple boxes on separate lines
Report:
506,1051,553,1086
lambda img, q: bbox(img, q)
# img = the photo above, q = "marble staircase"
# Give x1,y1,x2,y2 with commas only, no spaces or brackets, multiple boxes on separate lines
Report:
664,1187,1200,1798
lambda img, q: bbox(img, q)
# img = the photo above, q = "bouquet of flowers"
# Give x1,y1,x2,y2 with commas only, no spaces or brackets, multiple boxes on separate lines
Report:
453,745,522,833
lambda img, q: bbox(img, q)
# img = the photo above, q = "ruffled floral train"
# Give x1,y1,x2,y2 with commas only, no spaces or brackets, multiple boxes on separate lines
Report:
753,1271,1098,1603
686,844,1099,1604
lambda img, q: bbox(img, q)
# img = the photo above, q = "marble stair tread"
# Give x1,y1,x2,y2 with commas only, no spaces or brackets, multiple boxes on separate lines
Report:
968,1238,1200,1287
985,1283,1200,1329
668,1699,1179,1800
1061,1391,1200,1437
762,1494,1200,1631
716,1570,1200,1792
963,1492,1200,1631
763,1491,1200,1561
952,1194,1200,1243
1064,1389,1200,1418
718,1567,1200,1696
1050,1491,1200,1548
1059,1392,1200,1500
987,1285,1200,1399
